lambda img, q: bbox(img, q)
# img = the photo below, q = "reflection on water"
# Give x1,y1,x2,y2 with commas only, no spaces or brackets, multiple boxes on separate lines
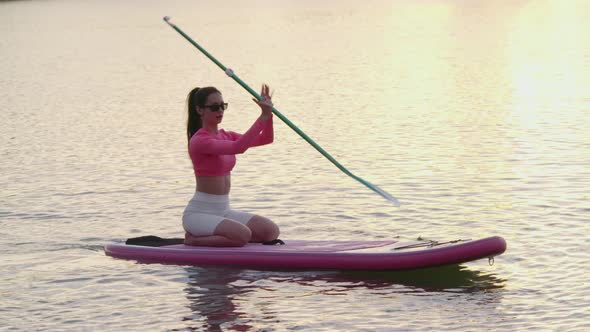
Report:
183,268,257,331
343,265,505,292
182,265,505,331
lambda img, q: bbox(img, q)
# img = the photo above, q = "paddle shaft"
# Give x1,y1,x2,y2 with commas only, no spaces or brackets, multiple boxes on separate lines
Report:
163,17,400,206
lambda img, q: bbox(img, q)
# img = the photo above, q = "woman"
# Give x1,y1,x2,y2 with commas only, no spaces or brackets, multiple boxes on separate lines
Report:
182,84,280,247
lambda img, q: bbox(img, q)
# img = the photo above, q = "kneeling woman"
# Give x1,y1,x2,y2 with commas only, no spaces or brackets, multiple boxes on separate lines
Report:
182,84,280,247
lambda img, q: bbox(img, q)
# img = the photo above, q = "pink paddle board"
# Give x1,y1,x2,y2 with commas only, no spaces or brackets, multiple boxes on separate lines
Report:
105,236,506,271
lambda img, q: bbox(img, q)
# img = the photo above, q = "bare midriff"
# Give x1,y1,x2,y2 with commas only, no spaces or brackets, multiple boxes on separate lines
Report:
196,175,231,195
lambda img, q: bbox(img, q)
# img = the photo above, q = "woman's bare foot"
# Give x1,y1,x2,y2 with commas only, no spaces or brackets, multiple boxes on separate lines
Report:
183,230,250,247
184,232,199,245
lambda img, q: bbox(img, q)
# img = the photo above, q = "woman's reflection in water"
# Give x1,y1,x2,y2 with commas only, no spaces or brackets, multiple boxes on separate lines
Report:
182,267,256,331
180,264,505,331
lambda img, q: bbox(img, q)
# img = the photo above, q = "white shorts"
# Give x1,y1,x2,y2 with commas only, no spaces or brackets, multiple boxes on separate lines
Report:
182,192,255,237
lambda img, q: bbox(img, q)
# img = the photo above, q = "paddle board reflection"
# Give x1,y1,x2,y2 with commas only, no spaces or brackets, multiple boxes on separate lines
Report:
180,265,505,330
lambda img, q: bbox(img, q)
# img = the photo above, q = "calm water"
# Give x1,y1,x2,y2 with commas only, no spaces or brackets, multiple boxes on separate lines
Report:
2,0,589,331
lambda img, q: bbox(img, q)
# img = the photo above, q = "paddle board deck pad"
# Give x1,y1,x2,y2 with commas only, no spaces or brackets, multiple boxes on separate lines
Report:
105,236,506,271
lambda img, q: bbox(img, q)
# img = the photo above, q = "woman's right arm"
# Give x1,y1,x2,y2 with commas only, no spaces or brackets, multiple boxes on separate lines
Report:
228,115,274,147
194,84,274,155
191,117,268,155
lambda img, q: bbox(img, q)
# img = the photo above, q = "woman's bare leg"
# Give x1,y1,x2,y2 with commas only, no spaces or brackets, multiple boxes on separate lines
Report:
246,215,280,243
184,219,252,247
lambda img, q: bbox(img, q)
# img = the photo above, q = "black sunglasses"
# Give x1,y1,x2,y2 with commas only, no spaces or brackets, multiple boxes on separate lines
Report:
202,103,228,112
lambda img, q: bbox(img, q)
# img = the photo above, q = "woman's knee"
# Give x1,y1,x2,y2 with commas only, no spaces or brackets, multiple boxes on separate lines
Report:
247,216,280,242
214,219,252,246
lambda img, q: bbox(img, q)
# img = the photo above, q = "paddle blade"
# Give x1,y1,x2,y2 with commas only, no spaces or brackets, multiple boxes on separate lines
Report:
370,183,401,207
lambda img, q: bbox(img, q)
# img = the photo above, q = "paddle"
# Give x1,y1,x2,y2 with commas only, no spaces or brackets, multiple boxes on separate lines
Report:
163,16,400,206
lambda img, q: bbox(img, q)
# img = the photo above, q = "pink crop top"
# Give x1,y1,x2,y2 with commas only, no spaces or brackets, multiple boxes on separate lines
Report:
189,116,274,176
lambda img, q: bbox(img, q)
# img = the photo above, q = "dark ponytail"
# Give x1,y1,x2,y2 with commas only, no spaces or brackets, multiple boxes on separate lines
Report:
186,86,220,151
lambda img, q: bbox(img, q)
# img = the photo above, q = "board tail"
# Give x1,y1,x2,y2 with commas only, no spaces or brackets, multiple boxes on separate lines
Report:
126,236,184,247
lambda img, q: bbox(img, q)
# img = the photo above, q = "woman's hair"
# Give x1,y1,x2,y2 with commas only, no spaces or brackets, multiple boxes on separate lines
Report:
186,86,220,149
